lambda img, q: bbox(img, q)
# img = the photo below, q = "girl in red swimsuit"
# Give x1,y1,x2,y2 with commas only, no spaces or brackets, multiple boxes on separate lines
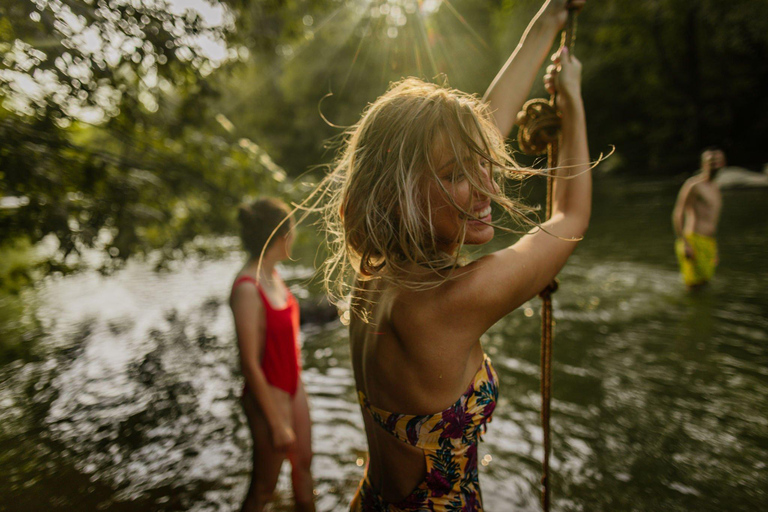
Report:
230,198,315,512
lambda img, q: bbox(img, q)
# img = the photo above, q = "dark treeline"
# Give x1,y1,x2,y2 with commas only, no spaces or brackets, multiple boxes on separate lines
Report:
222,0,768,175
1,0,766,280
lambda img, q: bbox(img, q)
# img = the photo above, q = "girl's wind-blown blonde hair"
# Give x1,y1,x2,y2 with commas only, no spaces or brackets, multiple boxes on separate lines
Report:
302,77,535,309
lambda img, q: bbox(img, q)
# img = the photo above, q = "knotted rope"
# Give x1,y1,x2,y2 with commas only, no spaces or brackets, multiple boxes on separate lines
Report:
515,8,578,512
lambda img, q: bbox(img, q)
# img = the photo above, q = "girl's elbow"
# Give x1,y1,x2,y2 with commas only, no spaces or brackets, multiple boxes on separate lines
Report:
567,209,590,238
570,217,589,239
581,209,592,233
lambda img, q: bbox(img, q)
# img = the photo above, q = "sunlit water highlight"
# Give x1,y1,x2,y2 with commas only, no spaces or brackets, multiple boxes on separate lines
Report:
1,179,766,511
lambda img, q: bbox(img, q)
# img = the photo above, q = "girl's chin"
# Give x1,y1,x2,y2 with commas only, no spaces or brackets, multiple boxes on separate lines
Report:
464,227,494,245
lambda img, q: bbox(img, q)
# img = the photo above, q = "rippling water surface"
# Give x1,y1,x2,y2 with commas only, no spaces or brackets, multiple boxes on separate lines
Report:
1,179,767,511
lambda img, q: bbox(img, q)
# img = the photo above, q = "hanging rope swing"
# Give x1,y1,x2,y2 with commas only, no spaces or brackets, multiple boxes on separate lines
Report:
515,7,579,512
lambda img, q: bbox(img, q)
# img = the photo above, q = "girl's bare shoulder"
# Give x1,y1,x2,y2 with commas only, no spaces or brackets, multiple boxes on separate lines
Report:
230,274,261,307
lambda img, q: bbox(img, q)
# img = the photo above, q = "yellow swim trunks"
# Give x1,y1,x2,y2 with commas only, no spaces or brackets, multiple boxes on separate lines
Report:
675,233,718,287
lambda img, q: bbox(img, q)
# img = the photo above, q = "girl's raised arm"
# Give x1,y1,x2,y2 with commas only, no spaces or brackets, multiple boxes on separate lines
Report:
443,48,591,339
483,0,585,138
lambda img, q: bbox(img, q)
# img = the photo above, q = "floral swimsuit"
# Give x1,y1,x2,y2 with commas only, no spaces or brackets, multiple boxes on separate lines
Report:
352,354,499,511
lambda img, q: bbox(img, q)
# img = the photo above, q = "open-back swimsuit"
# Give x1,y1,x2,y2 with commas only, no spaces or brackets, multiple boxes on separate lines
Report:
231,274,301,396
352,354,499,511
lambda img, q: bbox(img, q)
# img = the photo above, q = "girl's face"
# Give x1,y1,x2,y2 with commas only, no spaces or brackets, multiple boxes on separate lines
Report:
425,150,495,254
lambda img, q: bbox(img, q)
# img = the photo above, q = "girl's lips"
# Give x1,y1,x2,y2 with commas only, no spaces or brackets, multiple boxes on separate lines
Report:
467,204,492,223
468,213,492,224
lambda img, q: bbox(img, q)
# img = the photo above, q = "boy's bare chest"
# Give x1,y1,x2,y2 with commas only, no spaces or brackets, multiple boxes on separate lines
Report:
694,185,721,211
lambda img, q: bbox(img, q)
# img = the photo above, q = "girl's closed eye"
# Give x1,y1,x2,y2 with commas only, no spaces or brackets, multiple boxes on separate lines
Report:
443,156,489,182
447,170,466,183
438,162,464,182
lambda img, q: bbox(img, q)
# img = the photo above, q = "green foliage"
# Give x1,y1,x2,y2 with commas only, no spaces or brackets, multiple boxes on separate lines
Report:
0,236,41,293
220,0,768,175
217,0,498,175
0,104,286,266
0,0,288,274
0,238,43,361
574,0,768,172
2,0,766,279
0,0,227,121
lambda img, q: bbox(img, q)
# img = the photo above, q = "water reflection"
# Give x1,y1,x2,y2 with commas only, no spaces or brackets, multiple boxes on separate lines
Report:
1,181,767,511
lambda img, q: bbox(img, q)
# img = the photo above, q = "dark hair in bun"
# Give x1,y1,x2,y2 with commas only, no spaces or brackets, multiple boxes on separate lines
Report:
237,198,293,258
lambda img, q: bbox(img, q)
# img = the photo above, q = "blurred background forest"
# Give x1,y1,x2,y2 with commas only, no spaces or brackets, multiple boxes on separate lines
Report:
2,0,767,282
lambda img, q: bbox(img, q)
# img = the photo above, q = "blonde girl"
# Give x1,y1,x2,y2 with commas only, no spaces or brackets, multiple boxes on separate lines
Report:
312,0,590,509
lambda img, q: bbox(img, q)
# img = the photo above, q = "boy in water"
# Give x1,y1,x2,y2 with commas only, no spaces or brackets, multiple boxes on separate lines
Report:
672,148,725,289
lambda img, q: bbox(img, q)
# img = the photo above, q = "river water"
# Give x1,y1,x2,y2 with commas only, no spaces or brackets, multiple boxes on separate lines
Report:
1,178,766,511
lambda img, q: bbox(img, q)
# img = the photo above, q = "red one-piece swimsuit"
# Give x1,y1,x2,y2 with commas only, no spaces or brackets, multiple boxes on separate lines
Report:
232,275,301,396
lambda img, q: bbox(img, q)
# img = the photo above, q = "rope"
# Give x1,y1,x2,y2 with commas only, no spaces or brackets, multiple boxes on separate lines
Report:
515,8,578,511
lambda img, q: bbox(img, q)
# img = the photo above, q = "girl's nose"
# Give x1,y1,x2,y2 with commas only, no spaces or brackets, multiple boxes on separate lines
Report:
476,162,498,195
